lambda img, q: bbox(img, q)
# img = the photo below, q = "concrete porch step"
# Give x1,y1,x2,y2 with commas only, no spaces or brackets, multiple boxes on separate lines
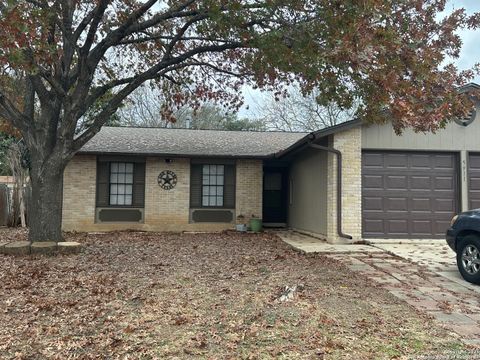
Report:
276,231,383,254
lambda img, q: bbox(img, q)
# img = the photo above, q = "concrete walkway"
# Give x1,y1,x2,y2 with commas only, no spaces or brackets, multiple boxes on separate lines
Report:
276,231,382,253
277,231,480,346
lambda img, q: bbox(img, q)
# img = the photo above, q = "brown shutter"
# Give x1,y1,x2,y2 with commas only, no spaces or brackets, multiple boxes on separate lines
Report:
224,164,235,208
96,161,110,207
132,162,145,208
190,164,202,208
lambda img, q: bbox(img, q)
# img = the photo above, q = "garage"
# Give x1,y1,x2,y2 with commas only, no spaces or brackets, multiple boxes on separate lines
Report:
468,153,480,210
362,151,459,238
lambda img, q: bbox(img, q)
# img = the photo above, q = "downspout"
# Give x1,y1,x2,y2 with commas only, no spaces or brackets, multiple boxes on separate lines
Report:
309,143,352,240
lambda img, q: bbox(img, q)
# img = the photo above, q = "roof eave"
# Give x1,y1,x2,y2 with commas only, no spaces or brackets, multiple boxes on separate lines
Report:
274,118,362,158
458,82,480,94
76,150,275,160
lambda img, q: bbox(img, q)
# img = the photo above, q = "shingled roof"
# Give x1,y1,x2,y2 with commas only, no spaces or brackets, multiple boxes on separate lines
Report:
79,126,308,158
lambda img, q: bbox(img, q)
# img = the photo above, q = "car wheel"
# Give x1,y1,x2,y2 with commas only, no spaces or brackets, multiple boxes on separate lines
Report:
457,235,480,285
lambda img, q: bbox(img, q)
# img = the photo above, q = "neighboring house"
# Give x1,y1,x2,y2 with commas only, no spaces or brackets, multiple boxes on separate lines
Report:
64,83,480,243
0,176,14,226
0,176,15,190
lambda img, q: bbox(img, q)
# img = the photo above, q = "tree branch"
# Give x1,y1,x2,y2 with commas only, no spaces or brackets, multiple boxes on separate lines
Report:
23,77,35,120
73,41,244,151
0,90,30,133
80,0,111,55
163,13,208,60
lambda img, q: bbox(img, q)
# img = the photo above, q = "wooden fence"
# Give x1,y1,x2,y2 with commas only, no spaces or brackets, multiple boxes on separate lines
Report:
0,185,9,226
0,184,30,227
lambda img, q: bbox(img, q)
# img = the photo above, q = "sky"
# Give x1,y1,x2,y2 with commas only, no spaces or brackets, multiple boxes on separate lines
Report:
444,0,480,83
240,1,480,118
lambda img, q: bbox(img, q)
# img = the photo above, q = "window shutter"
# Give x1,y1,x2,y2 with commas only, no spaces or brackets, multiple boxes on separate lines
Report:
132,162,145,207
190,164,202,208
96,161,110,207
224,164,235,208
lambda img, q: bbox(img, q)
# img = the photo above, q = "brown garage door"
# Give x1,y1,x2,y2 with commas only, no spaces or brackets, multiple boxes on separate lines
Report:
362,151,459,238
468,153,480,210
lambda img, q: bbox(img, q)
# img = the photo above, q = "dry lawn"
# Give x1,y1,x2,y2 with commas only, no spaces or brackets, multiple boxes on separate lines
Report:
0,229,463,359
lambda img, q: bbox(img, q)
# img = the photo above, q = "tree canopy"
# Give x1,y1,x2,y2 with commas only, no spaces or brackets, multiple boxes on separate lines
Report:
1,0,479,139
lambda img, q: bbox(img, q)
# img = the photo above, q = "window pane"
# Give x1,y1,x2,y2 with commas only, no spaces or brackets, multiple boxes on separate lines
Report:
200,164,226,207
109,162,135,206
202,196,209,206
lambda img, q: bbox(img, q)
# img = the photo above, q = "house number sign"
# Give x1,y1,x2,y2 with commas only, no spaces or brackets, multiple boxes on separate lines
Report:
158,170,177,190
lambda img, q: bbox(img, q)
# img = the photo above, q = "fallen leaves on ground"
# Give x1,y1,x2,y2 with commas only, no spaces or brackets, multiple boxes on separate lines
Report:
0,229,462,359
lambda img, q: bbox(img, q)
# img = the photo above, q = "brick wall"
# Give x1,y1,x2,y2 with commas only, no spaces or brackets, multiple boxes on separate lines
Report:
142,157,190,230
62,155,97,231
326,128,362,243
235,160,263,224
62,155,263,232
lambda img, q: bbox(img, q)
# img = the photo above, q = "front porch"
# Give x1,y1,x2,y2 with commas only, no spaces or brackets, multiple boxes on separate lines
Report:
261,126,362,244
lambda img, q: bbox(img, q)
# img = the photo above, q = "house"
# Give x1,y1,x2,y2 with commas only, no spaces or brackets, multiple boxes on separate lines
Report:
0,176,15,188
63,83,480,243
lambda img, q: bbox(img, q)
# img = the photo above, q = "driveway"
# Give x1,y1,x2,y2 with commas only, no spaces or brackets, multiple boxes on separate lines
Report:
278,232,480,347
372,241,480,293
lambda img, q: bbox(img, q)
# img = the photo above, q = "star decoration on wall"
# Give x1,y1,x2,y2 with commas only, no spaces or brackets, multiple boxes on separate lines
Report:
158,170,177,190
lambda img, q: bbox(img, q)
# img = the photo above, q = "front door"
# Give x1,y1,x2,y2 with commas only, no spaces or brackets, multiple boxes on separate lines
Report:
263,168,287,224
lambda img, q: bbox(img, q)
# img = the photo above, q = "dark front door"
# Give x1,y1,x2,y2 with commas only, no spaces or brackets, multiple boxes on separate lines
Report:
263,168,288,224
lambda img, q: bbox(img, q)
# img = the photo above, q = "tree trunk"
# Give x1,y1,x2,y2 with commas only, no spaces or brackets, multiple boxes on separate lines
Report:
28,164,65,242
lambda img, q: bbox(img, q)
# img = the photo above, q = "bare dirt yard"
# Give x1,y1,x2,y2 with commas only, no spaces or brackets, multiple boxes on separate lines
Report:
0,229,465,359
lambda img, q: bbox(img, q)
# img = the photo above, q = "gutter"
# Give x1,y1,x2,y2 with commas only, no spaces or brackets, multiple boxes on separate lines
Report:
309,143,352,240
274,119,362,159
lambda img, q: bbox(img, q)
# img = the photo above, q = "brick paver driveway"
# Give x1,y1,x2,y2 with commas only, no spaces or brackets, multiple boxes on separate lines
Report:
372,242,480,292
328,247,480,347
277,232,480,347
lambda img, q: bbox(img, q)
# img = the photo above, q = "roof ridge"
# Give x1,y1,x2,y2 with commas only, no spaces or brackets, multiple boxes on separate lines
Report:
103,125,309,134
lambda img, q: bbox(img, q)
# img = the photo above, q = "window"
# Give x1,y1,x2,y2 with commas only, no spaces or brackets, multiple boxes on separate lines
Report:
202,164,224,207
110,162,134,205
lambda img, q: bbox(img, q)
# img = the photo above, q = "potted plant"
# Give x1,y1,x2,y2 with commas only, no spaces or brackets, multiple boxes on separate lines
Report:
249,214,263,232
236,214,247,232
